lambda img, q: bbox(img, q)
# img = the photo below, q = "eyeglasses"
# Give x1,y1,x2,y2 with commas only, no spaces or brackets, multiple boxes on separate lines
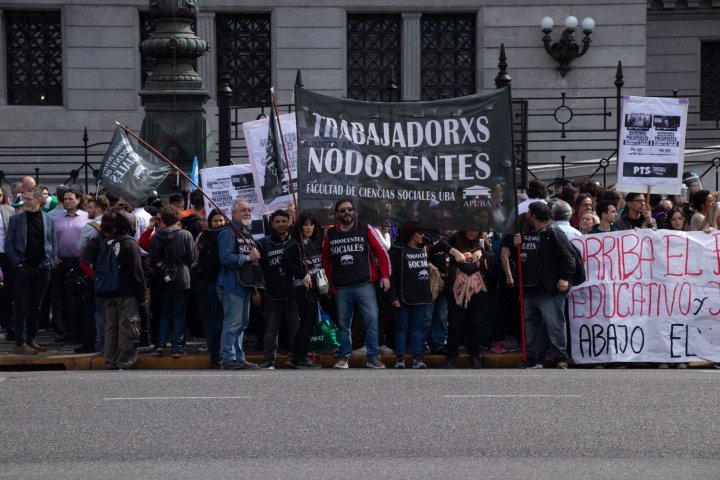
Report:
337,207,354,214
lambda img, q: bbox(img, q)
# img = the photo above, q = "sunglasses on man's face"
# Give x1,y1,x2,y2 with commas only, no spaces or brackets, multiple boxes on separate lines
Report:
337,207,354,214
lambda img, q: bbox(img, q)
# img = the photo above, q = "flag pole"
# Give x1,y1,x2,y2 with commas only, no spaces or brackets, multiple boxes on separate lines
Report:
270,87,299,220
114,122,255,247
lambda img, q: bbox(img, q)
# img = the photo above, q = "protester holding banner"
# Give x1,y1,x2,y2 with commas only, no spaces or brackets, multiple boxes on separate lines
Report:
615,193,656,230
515,202,575,369
281,211,324,369
445,226,493,369
321,198,391,369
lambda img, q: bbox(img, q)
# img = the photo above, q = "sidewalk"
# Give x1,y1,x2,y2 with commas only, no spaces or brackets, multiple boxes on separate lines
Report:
0,329,712,370
0,329,529,370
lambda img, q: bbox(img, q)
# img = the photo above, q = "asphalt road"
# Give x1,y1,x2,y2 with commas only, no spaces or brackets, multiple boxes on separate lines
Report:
1,369,719,479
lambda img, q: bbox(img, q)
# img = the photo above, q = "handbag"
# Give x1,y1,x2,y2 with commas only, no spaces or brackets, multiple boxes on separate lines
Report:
428,262,444,300
238,261,265,289
308,309,340,353
315,268,329,295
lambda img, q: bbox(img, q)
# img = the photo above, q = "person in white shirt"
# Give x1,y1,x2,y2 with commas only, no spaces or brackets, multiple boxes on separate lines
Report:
550,199,582,239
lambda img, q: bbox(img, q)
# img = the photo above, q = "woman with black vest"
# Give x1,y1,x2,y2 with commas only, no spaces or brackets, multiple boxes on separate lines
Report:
446,229,494,368
387,221,455,369
281,212,324,369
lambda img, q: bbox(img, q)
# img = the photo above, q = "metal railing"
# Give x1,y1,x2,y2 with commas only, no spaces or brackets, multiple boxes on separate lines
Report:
0,127,109,193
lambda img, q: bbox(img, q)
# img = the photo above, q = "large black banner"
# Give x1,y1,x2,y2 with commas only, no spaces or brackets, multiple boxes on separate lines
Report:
295,88,515,232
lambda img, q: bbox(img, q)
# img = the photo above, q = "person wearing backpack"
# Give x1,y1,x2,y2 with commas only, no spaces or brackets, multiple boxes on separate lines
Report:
94,208,145,370
149,205,197,357
514,201,576,370
193,208,226,368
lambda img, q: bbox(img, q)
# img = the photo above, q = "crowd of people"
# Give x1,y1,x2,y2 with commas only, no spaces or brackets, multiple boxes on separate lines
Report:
0,171,712,370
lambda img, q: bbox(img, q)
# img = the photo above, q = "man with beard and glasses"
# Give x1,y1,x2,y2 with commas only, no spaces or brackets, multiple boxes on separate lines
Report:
321,198,391,369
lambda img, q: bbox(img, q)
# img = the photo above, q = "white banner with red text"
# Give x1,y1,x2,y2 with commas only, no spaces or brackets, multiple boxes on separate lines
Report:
569,229,720,364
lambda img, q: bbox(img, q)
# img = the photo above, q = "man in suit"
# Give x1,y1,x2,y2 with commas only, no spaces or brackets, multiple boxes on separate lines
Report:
4,186,58,354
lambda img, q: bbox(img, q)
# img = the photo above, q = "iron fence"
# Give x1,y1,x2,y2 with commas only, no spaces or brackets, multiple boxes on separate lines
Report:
0,127,108,193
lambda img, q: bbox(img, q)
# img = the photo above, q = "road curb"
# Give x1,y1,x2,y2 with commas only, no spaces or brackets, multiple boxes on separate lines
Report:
0,352,527,370
0,351,713,371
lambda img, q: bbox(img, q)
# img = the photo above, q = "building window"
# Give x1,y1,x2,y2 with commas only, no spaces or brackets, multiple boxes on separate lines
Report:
701,41,720,122
5,11,62,105
421,14,475,101
216,14,271,108
347,14,401,102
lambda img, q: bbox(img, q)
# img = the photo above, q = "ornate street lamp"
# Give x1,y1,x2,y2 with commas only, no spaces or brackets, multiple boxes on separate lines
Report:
541,16,595,77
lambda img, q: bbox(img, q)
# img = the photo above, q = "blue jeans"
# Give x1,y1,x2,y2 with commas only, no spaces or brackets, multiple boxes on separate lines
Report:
219,287,251,362
423,295,448,352
335,283,379,360
394,303,427,357
158,289,188,353
523,291,568,364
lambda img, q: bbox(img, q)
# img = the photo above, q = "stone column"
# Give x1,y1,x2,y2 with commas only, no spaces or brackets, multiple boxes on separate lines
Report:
139,0,210,178
401,13,421,101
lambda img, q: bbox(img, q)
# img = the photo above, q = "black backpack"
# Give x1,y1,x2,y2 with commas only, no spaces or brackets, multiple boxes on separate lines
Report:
180,213,202,240
94,236,131,295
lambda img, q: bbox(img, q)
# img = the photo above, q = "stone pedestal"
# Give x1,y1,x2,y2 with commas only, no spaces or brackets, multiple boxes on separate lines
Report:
139,0,209,186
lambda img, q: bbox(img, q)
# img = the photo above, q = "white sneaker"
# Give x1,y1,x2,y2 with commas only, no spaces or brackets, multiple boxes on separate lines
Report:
333,359,349,369
351,346,367,355
366,358,386,369
379,345,394,355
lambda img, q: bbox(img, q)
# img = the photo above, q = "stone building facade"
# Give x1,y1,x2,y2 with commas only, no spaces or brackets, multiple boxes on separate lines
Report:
0,0,716,187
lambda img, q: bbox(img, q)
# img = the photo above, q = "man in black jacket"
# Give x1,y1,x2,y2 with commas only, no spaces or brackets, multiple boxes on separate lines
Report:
514,202,575,369
256,209,297,369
